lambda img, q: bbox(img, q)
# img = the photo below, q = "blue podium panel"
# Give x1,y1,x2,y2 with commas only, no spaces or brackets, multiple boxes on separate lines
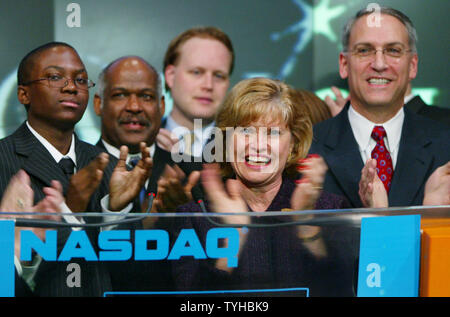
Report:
357,215,421,297
0,220,15,297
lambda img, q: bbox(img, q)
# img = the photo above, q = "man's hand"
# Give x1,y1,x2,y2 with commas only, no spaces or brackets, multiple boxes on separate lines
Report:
358,159,388,208
154,164,200,212
0,170,63,258
156,128,180,153
109,142,152,211
66,152,109,212
423,162,450,206
324,86,348,117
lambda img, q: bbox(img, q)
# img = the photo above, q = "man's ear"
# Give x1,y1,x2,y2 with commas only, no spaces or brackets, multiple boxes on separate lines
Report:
338,52,349,79
93,94,102,116
17,85,30,106
164,65,176,90
408,53,418,81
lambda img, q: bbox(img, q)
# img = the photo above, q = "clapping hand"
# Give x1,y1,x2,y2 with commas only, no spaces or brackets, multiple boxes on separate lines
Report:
0,170,63,258
423,161,450,206
66,152,109,212
324,86,349,117
154,164,200,212
201,163,249,225
358,159,388,208
291,154,327,211
109,142,153,211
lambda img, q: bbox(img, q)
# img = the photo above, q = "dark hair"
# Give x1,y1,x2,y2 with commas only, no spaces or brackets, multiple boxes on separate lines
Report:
163,26,234,92
17,42,76,85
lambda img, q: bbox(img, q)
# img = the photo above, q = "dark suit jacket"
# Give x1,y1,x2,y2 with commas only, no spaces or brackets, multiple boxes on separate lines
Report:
405,95,450,126
310,105,450,208
95,138,179,292
0,123,118,296
172,177,358,297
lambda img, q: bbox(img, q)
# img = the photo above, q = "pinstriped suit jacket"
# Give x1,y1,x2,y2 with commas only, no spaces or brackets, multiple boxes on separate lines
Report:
0,122,118,296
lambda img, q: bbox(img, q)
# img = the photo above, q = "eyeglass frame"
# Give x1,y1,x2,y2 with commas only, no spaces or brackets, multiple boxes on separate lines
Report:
344,44,414,61
21,76,96,90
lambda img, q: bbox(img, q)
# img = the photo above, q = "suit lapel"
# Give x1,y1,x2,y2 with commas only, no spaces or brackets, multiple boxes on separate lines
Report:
75,136,98,170
405,96,425,114
95,138,107,151
388,110,433,206
13,123,69,190
322,108,364,207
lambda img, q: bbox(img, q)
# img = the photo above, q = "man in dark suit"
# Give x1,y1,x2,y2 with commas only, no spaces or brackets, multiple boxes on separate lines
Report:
93,56,172,199
325,83,450,126
0,42,151,296
93,56,201,210
403,84,450,126
92,56,204,292
310,7,450,208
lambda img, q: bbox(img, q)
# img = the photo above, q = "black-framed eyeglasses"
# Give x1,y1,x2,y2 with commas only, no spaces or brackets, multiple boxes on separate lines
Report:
22,75,95,90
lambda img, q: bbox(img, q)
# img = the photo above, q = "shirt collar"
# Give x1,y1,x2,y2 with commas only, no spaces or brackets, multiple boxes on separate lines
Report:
165,115,214,145
404,93,415,104
348,104,404,152
26,121,76,166
100,139,155,164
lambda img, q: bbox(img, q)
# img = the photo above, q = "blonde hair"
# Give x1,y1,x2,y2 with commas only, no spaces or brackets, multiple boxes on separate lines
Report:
215,77,312,178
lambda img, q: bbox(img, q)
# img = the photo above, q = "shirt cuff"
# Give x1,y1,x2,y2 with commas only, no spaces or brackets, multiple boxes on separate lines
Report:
60,202,84,231
100,195,133,231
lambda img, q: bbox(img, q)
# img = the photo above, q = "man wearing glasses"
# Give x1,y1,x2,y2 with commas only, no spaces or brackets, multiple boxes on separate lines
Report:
0,42,151,296
310,7,450,208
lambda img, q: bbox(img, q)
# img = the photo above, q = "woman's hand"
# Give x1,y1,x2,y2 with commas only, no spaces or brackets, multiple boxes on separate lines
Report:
291,154,327,210
202,164,249,225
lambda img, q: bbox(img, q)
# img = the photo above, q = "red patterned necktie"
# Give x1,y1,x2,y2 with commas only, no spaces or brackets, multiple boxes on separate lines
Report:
371,126,394,192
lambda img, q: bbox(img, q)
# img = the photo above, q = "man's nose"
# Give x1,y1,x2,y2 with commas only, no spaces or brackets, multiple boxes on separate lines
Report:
371,50,389,72
125,94,142,112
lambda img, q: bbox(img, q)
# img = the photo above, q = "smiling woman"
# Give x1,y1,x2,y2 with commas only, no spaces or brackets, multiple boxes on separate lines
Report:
216,77,312,191
171,78,356,296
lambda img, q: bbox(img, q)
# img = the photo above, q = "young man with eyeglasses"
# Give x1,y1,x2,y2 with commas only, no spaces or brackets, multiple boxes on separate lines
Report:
0,42,152,296
310,7,450,208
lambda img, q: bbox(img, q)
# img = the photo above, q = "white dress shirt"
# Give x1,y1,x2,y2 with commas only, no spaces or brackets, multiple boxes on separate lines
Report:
164,115,215,158
100,139,155,164
26,122,132,227
347,105,404,168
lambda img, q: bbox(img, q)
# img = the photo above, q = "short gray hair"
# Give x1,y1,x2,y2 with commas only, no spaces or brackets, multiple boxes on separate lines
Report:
342,6,418,53
96,56,162,104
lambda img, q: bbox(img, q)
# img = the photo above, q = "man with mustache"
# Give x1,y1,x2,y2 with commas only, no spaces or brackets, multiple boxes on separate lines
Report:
94,56,200,207
94,56,165,173
93,56,191,292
